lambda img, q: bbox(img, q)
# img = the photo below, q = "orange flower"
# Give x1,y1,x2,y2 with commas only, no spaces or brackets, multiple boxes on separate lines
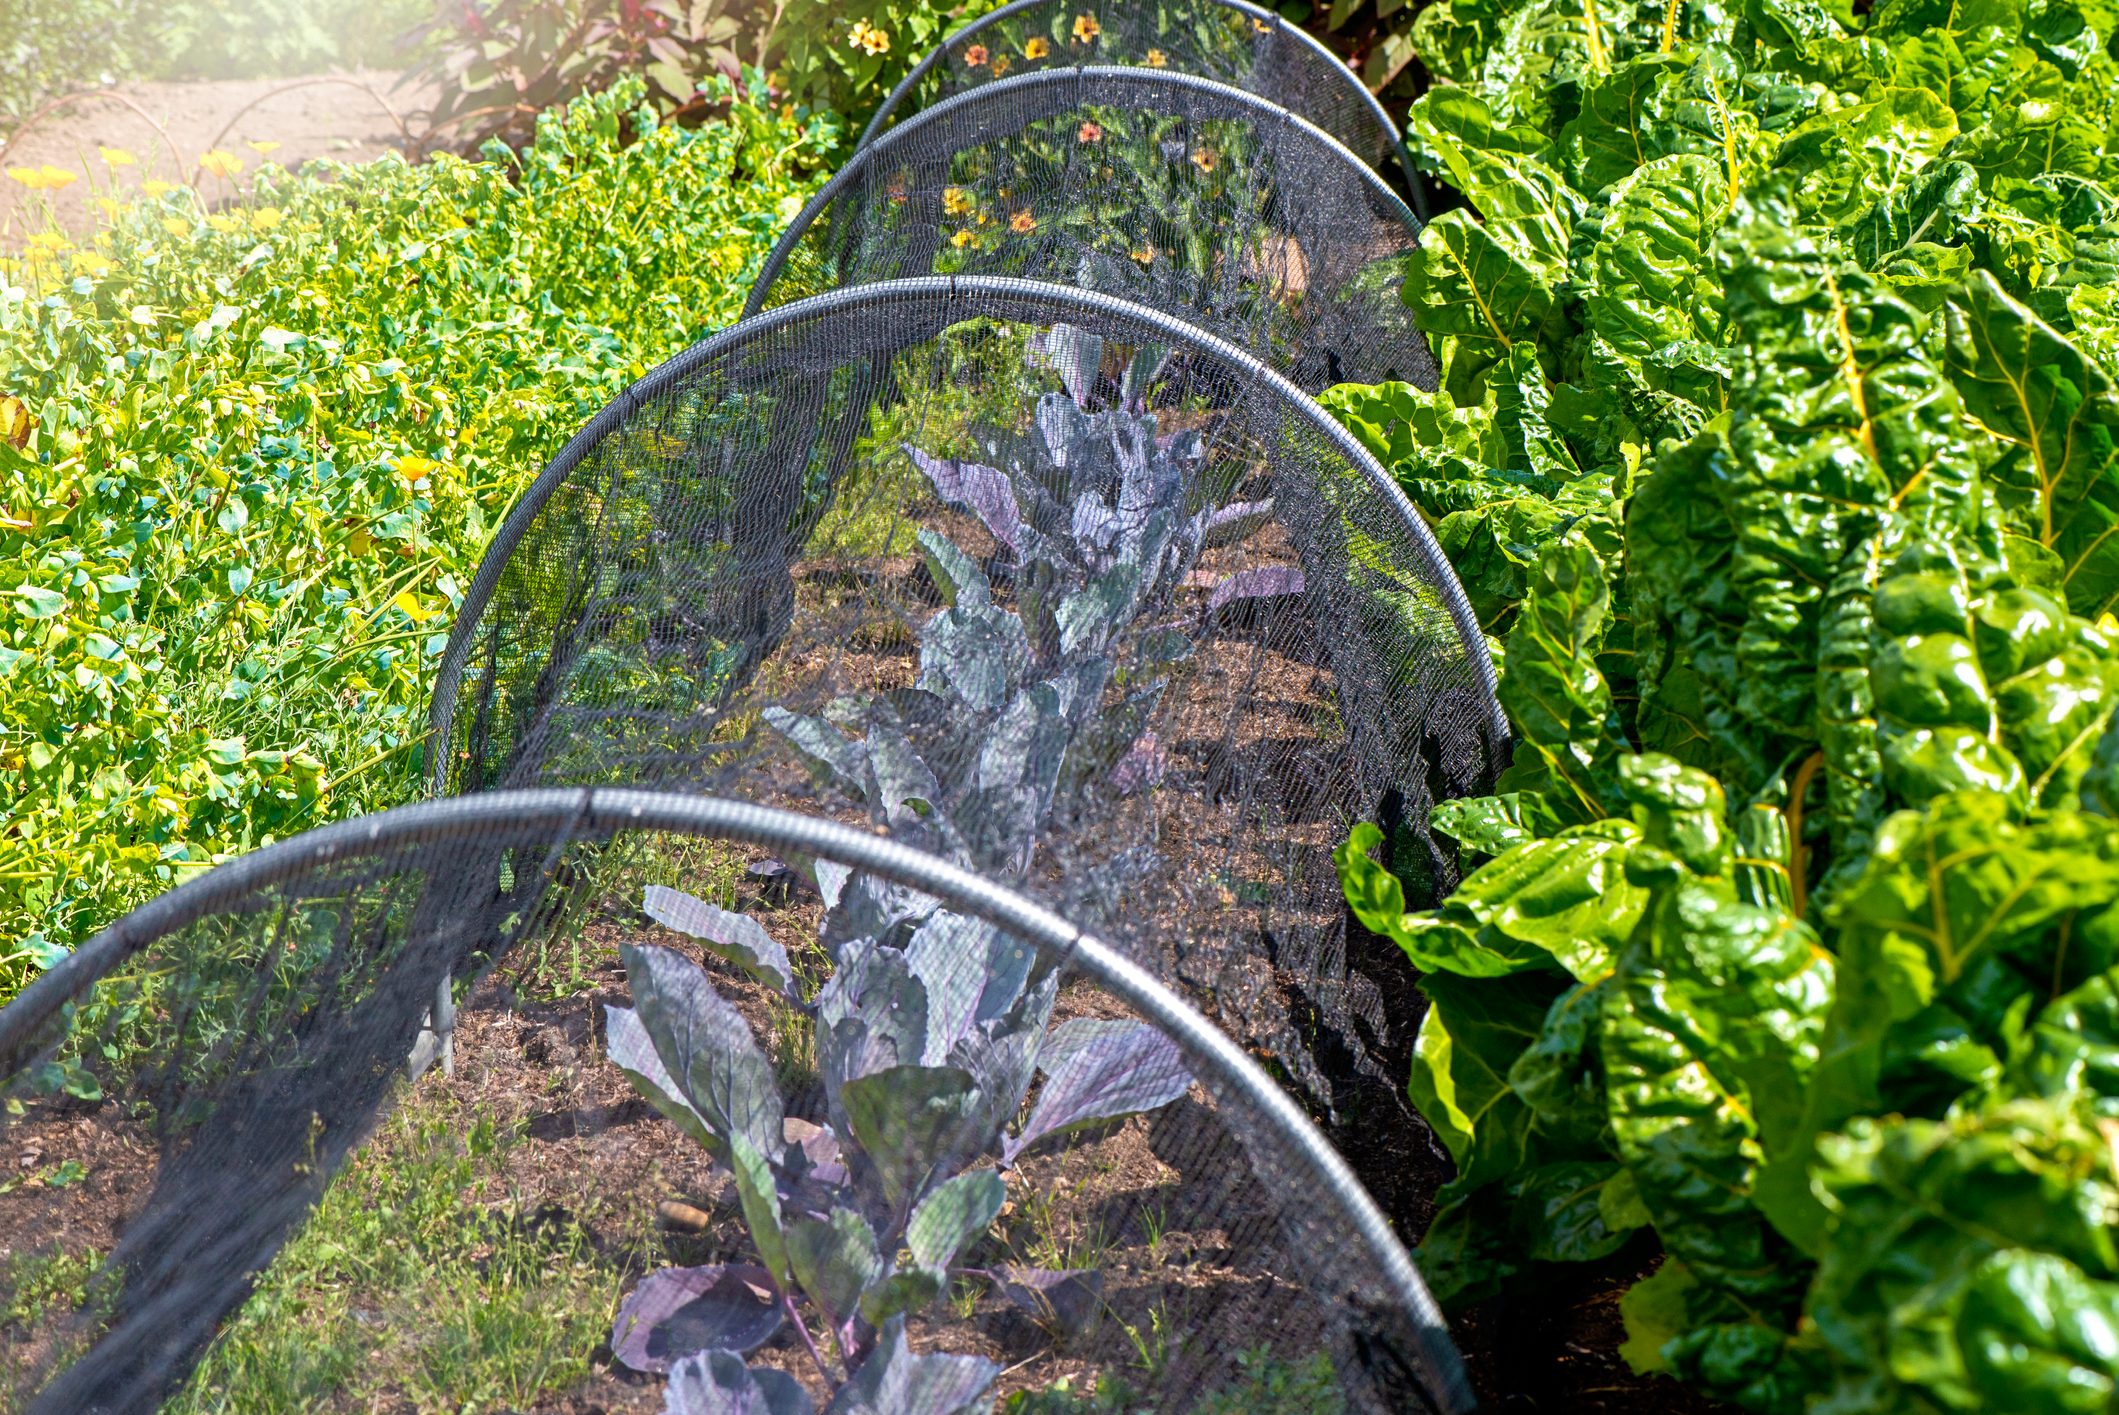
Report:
1072,14,1101,42
1253,15,1271,30
1010,210,1036,233
848,19,890,55
1078,120,1103,143
1131,245,1155,265
1024,36,1050,58
198,149,245,181
963,43,989,66
1145,48,1168,67
1191,147,1218,173
991,53,1013,74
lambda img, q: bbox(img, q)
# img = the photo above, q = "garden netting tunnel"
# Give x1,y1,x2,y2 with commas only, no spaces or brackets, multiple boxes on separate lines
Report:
855,0,1420,211
0,790,1474,1414
0,14,1510,1415
427,277,1502,1106
747,68,1437,393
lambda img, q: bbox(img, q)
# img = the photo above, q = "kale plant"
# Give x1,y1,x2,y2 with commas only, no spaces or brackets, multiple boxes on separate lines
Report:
603,329,1303,1411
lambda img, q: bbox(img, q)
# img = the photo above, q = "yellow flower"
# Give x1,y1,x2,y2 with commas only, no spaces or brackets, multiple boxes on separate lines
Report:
952,229,975,248
1073,14,1100,41
9,165,78,191
207,214,242,234
848,19,890,55
1131,245,1155,265
1191,147,1219,173
252,206,284,230
1024,37,1050,58
96,197,122,219
1010,209,1036,233
70,251,112,276
99,146,137,167
25,231,69,255
142,179,183,197
1145,47,1168,67
161,216,191,237
245,140,282,155
198,149,245,181
943,186,973,216
991,53,1012,74
1254,15,1271,30
963,44,989,66
396,455,441,487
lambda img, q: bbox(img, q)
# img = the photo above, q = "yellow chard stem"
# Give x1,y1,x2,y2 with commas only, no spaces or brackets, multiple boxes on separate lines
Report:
1662,0,1683,51
1582,0,1612,72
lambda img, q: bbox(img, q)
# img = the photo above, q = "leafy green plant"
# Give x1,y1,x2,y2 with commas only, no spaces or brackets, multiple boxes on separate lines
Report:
1328,0,2119,1408
0,77,835,1008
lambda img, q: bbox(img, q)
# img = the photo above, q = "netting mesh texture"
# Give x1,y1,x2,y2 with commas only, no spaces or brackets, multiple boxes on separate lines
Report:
433,279,1500,1108
751,68,1437,394
0,797,1467,1414
857,0,1414,206
0,18,1505,1415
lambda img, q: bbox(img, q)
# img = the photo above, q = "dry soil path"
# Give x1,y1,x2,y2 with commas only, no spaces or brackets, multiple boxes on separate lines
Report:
1,69,437,239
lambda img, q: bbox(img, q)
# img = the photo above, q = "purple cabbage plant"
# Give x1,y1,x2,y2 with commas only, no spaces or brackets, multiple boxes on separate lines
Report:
602,330,1313,1412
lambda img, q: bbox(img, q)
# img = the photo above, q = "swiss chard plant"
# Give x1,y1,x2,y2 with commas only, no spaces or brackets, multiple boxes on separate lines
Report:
1326,1,2119,1410
603,328,1301,1409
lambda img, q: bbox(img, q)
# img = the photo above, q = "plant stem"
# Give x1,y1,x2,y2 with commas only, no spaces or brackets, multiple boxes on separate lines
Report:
783,1290,838,1390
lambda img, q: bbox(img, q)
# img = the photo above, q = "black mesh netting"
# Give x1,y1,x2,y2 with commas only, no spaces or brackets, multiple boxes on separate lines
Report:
856,0,1417,209
428,277,1503,1109
748,67,1437,394
0,791,1475,1414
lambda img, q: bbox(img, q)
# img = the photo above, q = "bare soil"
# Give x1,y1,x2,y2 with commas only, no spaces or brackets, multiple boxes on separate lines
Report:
0,70,434,239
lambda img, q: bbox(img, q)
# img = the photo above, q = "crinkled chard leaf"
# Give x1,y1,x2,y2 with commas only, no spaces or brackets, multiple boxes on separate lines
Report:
1957,1250,2119,1413
622,943,785,1168
612,1264,783,1373
662,1349,814,1415
1004,1019,1192,1163
823,1320,999,1415
1338,818,1646,981
644,886,795,997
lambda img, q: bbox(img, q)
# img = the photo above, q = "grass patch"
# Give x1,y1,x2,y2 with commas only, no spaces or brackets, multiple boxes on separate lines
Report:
171,1086,638,1414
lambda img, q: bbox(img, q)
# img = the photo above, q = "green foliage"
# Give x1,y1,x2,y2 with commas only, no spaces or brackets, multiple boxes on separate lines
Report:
1329,0,2119,1407
0,79,834,1004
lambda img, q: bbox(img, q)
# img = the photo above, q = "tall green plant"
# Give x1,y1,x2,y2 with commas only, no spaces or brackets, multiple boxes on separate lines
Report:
1329,2,2119,1408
